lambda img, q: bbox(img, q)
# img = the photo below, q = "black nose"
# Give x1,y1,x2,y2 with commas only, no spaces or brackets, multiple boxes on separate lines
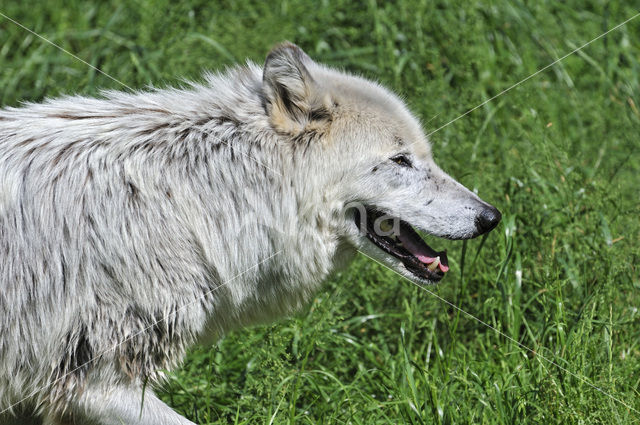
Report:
475,206,502,234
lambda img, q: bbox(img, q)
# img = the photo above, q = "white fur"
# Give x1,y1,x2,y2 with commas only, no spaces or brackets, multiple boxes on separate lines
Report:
0,43,496,424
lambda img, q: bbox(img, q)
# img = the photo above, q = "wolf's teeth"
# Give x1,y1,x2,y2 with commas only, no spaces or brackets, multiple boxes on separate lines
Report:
427,256,440,272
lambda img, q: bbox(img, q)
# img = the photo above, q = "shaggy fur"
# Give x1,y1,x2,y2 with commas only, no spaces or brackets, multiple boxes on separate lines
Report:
0,43,499,424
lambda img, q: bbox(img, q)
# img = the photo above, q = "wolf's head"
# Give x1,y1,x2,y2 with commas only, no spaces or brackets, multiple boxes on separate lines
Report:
262,43,501,285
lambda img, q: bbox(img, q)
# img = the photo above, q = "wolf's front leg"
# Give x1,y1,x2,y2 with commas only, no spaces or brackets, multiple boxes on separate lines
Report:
44,384,196,425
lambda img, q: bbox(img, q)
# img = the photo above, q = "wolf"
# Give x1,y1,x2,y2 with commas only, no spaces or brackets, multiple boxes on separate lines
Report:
0,42,500,424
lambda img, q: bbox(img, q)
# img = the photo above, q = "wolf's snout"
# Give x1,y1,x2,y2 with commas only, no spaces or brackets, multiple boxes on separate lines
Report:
475,205,502,235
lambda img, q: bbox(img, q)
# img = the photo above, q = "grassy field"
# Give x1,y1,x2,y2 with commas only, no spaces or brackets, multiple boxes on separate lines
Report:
1,0,639,423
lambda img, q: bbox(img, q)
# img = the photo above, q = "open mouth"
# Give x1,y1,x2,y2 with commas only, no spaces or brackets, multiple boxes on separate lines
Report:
354,208,449,282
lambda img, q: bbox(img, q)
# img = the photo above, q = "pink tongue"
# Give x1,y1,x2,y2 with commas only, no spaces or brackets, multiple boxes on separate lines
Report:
417,255,435,263
417,256,450,273
398,233,449,273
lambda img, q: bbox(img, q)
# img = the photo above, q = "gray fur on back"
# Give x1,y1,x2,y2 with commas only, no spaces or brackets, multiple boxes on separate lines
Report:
0,61,339,415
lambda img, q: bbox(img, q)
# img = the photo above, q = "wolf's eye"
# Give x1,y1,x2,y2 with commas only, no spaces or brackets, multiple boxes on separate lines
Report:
390,154,412,168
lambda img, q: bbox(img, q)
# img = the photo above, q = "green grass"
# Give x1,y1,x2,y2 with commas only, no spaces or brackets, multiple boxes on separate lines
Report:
2,0,640,423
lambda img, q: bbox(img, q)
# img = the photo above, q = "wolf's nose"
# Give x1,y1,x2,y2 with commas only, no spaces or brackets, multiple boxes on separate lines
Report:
475,206,502,234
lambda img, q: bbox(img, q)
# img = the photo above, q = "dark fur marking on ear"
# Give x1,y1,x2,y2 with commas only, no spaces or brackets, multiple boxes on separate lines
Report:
309,108,332,122
276,83,305,118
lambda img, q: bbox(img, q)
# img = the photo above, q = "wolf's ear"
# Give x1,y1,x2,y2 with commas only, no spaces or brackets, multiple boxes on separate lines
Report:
263,42,329,134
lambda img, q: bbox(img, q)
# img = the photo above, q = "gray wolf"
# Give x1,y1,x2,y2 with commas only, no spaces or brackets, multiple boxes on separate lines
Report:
0,42,500,424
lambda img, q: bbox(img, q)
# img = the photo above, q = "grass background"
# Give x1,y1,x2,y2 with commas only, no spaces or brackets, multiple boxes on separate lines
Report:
1,0,639,423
